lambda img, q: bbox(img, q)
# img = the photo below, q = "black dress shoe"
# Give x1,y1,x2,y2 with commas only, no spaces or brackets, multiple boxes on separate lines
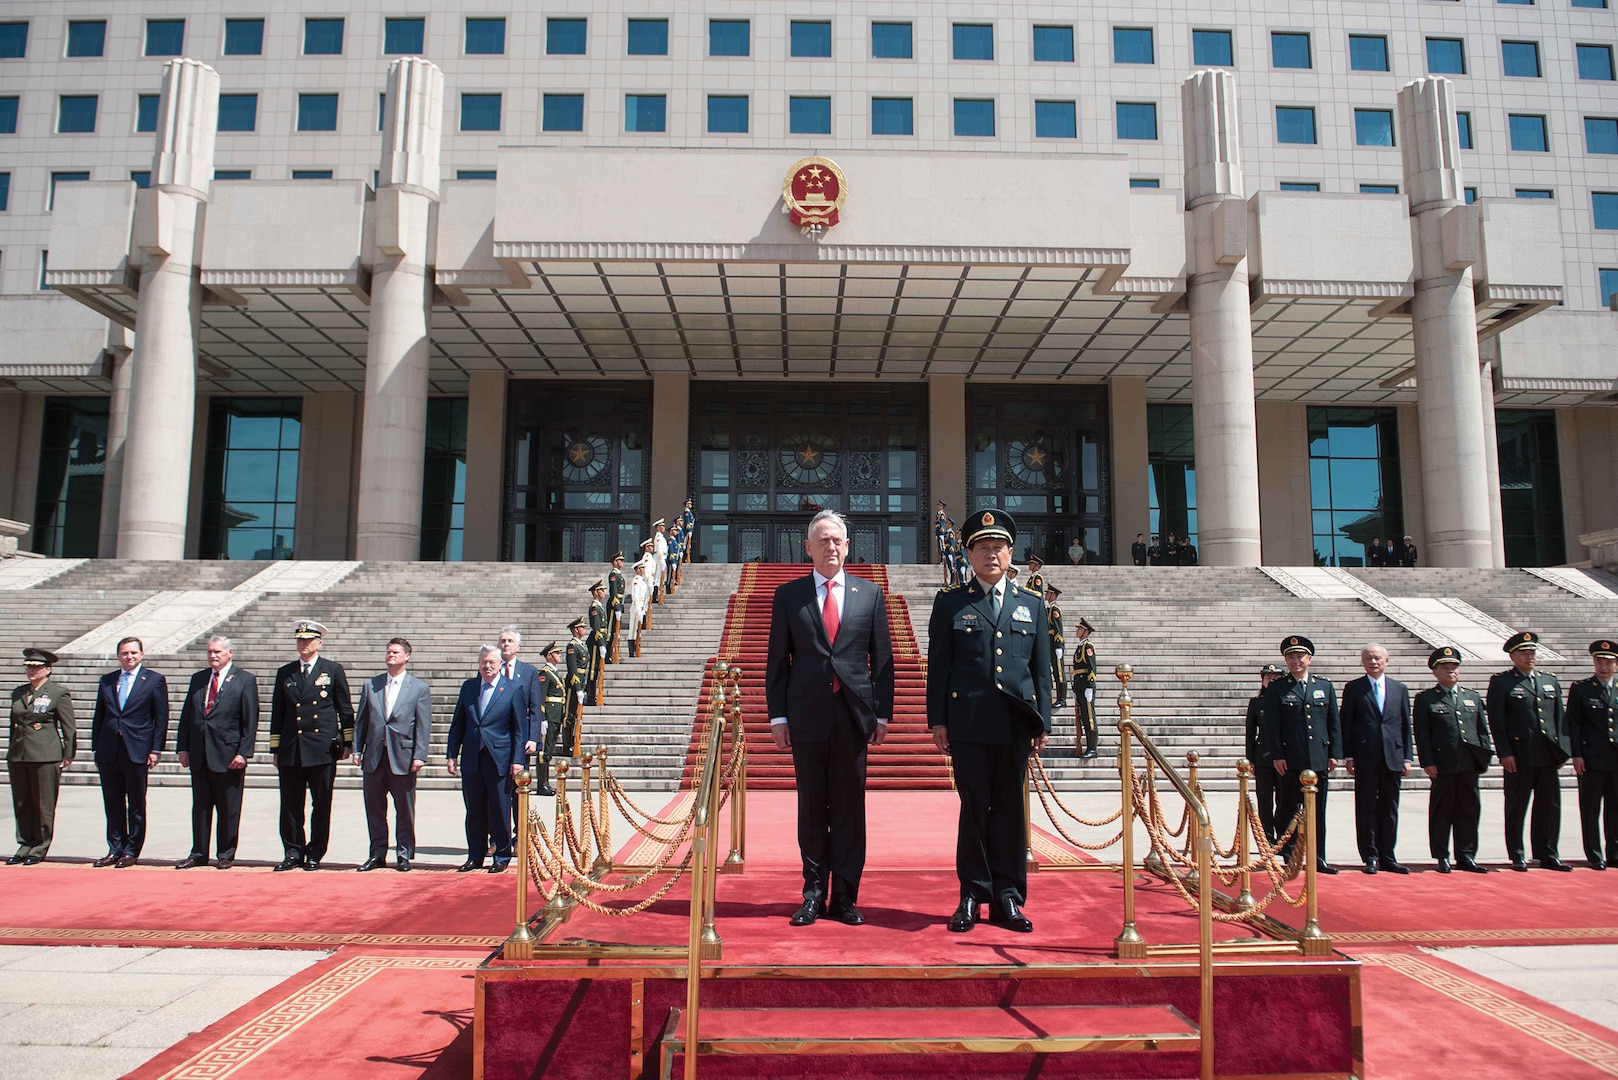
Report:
1362,861,1378,875
535,784,556,797
358,856,384,872
488,860,510,874
214,858,233,869
988,898,1033,933
789,898,824,926
1590,859,1607,871
93,853,121,868
456,860,482,873
174,855,208,869
947,898,978,933
1457,858,1489,873
1078,751,1098,761
1378,859,1411,875
21,856,43,866
1435,858,1451,874
5,854,25,865
1315,862,1339,875
115,855,137,868
274,855,302,872
1539,858,1573,872
395,858,411,872
828,901,865,926
302,858,321,871
1511,858,1529,872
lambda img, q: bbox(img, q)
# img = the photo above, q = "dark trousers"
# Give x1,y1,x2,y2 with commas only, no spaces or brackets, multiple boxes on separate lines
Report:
188,766,244,860
1353,761,1404,864
1428,770,1482,861
362,762,418,861
1074,682,1097,754
1503,763,1562,862
8,761,61,858
97,745,150,857
1275,767,1331,864
278,761,337,861
1051,654,1067,706
1577,767,1618,865
951,739,1032,906
788,692,868,906
462,750,514,865
1254,764,1279,844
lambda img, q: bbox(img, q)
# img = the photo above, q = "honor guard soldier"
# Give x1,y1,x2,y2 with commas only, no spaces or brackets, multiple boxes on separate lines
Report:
682,497,697,564
1413,647,1492,873
8,648,75,865
588,580,609,702
652,519,669,602
533,642,566,795
1131,533,1148,567
1072,618,1098,759
606,552,627,663
1261,635,1342,874
270,619,354,872
1568,639,1618,870
666,522,684,593
1245,663,1285,844
627,546,654,656
935,502,951,585
1486,631,1571,872
1148,535,1163,566
556,616,590,760
1044,584,1067,709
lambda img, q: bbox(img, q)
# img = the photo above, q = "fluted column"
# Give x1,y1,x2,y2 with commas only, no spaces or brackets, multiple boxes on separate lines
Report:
1181,70,1262,565
355,57,443,560
1399,78,1494,566
117,59,218,559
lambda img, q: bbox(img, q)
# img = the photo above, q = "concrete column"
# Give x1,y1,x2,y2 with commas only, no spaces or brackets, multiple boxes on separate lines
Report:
1477,358,1506,566
1109,377,1149,557
1556,408,1586,564
462,370,506,561
1181,71,1263,566
117,59,219,559
97,347,133,557
928,375,967,536
1255,401,1313,565
1398,78,1494,567
355,58,444,560
1395,405,1428,558
297,392,360,559
649,372,691,526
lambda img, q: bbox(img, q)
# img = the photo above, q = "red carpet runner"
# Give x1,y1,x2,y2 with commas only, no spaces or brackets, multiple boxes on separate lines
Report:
683,563,948,790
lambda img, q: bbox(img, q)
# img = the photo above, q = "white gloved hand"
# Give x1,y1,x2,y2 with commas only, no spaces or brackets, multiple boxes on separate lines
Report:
577,690,585,703
1085,688,1094,703
599,647,606,658
1055,648,1064,659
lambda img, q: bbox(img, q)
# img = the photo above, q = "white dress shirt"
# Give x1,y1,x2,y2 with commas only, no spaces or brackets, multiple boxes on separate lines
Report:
770,569,886,728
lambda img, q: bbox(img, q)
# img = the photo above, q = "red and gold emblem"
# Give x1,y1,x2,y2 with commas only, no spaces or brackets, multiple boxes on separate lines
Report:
981,512,995,527
783,157,848,235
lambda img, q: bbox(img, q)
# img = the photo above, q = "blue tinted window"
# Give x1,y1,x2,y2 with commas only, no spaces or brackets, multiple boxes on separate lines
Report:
456,170,496,180
1116,102,1158,140
791,21,831,58
145,19,184,57
1272,32,1311,69
1349,35,1388,72
218,93,257,132
953,24,993,61
628,20,668,55
377,93,386,130
292,170,332,180
67,21,105,58
1113,27,1154,64
1034,100,1077,138
548,18,586,55
1308,407,1403,567
136,94,159,133
224,19,263,55
0,22,25,58
1033,26,1074,62
466,18,506,55
1192,30,1233,67
1499,0,1534,4
1276,106,1316,144
872,22,912,59
789,96,831,134
1601,269,1618,306
1355,109,1395,147
57,95,97,133
1578,44,1615,81
707,95,748,134
625,94,666,133
954,99,995,137
1130,178,1160,188
214,169,250,180
1515,188,1553,198
305,19,343,55
131,170,150,188
1588,117,1618,153
1509,113,1548,151
710,20,749,57
1458,112,1474,149
1593,192,1618,228
1360,184,1399,194
0,172,9,210
297,93,339,132
1427,38,1466,75
1464,187,1477,204
0,97,16,134
542,94,584,132
1502,41,1541,77
1281,182,1320,192
1574,0,1609,7
872,97,914,135
461,93,502,132
384,18,424,54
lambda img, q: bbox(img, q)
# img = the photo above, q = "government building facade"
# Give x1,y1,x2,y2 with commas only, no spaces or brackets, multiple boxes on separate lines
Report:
0,0,1613,569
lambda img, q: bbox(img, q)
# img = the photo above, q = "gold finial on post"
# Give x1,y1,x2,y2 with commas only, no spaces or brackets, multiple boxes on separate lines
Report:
1114,663,1146,959
504,771,536,959
1235,759,1256,911
1298,769,1330,955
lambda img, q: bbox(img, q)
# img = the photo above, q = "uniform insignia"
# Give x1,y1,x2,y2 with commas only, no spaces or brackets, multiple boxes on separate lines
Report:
1012,605,1033,623
32,697,50,714
320,690,328,698
981,512,995,527
1313,689,1325,700
316,672,331,687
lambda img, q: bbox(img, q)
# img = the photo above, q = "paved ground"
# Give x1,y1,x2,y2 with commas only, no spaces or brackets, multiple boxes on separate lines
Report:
1436,944,1618,1032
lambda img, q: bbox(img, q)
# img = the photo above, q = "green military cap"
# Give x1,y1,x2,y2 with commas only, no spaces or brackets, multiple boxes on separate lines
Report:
1044,582,1062,597
569,616,588,631
1028,554,1045,572
1591,639,1618,660
1281,635,1315,656
1077,617,1094,633
1261,662,1283,675
543,641,562,657
962,507,1016,547
590,579,606,593
1503,631,1540,653
22,647,58,667
1428,646,1463,668
610,551,625,562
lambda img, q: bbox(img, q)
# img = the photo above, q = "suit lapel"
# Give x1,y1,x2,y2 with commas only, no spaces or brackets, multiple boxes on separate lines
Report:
808,575,833,651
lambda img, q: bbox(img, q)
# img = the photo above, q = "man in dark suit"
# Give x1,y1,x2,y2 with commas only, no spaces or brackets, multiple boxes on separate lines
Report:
269,620,354,871
1245,663,1283,843
1262,635,1342,874
1568,638,1618,870
1343,643,1414,874
447,644,528,873
91,636,169,867
1486,631,1571,871
928,508,1052,933
498,626,550,806
1130,533,1148,567
766,509,895,927
1413,646,1492,873
1367,538,1385,568
175,635,257,869
353,637,432,872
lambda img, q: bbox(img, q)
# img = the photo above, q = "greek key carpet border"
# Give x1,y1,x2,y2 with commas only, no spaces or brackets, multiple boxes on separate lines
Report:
1336,927,1618,944
0,928,501,948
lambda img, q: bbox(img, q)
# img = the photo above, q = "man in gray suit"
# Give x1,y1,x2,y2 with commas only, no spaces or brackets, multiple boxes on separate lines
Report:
353,637,432,872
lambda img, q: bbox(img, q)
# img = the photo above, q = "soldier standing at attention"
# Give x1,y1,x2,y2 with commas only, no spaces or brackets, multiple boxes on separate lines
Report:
1148,535,1163,566
1486,631,1571,872
1072,618,1098,760
588,580,609,702
1044,584,1067,710
1568,638,1618,870
606,552,627,663
1245,663,1284,844
533,642,566,796
682,497,697,564
558,616,591,760
1399,536,1419,568
270,620,354,871
935,502,950,585
1262,635,1342,874
652,519,669,603
1130,533,1148,567
666,521,685,593
8,649,75,865
1413,647,1492,873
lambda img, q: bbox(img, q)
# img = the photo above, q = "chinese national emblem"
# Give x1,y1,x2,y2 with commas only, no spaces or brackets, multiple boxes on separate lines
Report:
783,157,848,238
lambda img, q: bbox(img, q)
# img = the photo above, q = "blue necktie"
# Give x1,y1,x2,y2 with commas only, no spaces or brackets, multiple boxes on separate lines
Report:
1373,681,1383,712
118,672,131,709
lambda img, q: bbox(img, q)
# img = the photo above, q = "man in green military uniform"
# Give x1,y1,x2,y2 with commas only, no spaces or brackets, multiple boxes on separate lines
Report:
1072,618,1098,759
1044,583,1066,709
555,616,590,761
606,552,627,663
8,648,75,865
1262,635,1342,874
1568,638,1618,870
1413,646,1492,874
1486,630,1571,872
269,619,355,871
1245,663,1284,844
588,580,609,703
534,642,566,796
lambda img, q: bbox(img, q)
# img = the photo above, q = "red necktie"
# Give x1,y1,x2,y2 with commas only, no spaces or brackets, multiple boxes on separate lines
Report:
824,580,841,692
206,673,220,714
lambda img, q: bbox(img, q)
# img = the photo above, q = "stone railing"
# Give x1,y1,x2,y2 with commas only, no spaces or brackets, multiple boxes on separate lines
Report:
1579,528,1618,570
0,517,34,559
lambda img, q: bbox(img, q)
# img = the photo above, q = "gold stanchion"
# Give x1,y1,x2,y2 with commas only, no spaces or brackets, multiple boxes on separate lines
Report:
723,665,747,872
1141,755,1167,876
503,771,536,960
1182,751,1202,888
1114,664,1146,959
1024,768,1038,870
1195,820,1215,1080
592,746,613,875
683,812,707,1080
543,761,573,919
1298,769,1330,955
1235,759,1256,912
